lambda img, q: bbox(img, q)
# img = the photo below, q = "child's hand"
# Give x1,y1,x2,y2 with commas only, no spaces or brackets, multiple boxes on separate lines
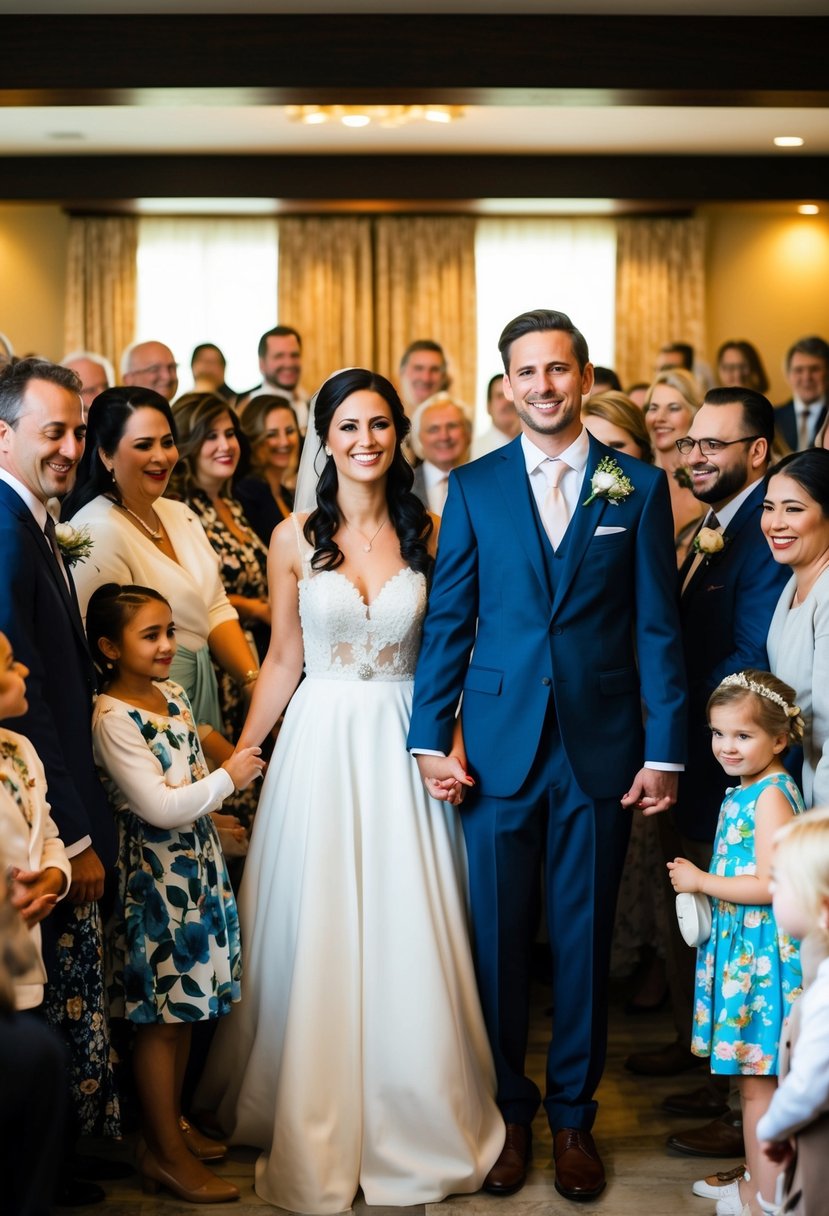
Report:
667,857,705,894
223,746,265,791
761,1137,794,1166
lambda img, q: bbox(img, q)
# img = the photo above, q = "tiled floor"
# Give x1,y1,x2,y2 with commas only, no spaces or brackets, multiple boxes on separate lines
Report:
69,983,734,1214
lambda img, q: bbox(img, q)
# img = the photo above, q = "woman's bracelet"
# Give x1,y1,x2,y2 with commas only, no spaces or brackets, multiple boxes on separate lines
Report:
241,669,259,686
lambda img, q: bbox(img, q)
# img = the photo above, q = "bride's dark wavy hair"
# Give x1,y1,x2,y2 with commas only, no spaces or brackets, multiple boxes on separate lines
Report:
303,368,433,575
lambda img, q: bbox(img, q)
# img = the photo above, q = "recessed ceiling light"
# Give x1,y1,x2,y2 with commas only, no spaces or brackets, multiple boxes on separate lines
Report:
773,136,805,148
798,204,820,215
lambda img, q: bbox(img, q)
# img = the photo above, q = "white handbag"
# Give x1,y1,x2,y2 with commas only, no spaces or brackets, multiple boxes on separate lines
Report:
675,892,712,947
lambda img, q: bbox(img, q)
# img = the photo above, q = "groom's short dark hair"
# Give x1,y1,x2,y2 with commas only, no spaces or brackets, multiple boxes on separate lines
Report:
0,357,81,427
498,310,590,374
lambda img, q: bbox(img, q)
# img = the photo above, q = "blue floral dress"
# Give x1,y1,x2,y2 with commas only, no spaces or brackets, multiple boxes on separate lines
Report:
691,771,804,1075
91,682,241,1024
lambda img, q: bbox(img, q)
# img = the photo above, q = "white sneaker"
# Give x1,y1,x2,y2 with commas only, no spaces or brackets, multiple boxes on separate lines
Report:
693,1165,748,1199
714,1182,744,1216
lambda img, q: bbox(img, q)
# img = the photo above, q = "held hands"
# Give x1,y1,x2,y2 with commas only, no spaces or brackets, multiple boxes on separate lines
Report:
68,845,105,904
9,865,65,926
621,767,678,816
667,857,705,894
416,753,475,806
223,746,265,791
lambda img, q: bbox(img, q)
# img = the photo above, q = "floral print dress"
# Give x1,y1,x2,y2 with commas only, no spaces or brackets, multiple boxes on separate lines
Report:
92,682,241,1024
691,771,804,1075
186,487,270,826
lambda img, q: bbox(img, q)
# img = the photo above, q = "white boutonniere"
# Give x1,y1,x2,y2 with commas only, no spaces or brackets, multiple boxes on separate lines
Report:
54,522,94,567
693,527,726,556
583,456,634,507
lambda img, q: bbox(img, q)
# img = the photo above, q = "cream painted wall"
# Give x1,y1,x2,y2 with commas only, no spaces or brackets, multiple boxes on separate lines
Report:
1,201,828,405
702,205,829,404
0,203,69,361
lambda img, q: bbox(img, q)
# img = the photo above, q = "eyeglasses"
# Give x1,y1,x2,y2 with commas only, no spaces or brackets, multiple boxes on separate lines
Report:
675,435,762,457
130,362,178,379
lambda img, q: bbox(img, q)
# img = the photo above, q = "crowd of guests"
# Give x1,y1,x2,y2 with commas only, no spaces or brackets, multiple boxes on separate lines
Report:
0,317,828,1216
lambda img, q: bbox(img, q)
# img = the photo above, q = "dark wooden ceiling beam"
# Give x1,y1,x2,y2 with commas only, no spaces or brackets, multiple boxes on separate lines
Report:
4,154,827,203
1,15,827,104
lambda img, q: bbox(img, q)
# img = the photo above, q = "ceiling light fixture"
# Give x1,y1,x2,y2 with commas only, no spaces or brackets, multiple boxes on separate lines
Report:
798,204,820,215
773,136,805,147
286,104,466,129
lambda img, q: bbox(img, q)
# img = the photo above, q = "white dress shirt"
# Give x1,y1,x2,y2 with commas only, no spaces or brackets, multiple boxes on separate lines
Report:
421,460,452,516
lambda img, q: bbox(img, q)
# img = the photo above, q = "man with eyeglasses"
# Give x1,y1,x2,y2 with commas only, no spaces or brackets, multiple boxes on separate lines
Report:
627,386,790,1161
120,339,179,402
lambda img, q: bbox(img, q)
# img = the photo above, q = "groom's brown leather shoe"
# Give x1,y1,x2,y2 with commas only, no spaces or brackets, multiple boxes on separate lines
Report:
482,1123,531,1195
553,1128,606,1201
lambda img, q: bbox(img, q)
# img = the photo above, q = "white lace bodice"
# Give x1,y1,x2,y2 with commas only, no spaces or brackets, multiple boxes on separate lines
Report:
294,517,427,682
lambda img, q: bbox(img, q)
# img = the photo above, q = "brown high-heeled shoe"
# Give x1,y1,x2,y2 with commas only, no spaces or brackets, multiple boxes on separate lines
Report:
179,1115,228,1161
140,1147,239,1204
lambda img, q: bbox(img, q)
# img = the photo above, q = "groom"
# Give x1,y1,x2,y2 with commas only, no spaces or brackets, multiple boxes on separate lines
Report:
409,309,686,1201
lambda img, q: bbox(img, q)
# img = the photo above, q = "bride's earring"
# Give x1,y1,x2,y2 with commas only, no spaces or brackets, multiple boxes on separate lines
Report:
324,446,332,457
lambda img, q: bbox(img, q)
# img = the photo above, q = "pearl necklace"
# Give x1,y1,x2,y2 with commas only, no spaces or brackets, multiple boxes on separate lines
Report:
345,517,389,553
110,497,163,542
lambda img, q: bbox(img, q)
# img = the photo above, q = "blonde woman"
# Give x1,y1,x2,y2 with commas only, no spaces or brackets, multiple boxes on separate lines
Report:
643,368,705,561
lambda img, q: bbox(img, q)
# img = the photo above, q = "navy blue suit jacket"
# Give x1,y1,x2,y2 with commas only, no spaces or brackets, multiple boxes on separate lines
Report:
408,434,687,800
774,399,828,452
0,480,116,868
675,480,790,840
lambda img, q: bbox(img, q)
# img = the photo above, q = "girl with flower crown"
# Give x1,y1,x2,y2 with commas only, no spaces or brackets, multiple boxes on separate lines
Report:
86,582,264,1205
668,669,805,1216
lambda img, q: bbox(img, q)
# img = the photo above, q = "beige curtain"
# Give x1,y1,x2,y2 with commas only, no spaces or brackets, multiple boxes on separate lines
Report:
64,217,138,373
277,217,374,395
614,218,706,388
373,217,477,407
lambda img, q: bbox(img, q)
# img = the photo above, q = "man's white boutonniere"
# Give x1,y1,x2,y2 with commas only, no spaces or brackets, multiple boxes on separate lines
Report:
582,456,634,507
54,522,94,567
692,527,726,556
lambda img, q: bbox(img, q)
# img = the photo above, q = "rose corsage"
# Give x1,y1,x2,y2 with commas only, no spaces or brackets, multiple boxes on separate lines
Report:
54,522,94,567
583,456,634,507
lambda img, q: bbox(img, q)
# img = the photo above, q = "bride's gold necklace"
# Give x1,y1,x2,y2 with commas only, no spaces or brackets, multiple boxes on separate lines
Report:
344,516,389,554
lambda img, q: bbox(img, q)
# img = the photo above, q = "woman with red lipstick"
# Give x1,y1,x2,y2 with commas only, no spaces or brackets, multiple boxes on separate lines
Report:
763,449,829,807
64,388,259,771
170,393,270,791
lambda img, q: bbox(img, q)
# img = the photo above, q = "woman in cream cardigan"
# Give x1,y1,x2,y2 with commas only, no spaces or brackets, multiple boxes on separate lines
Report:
65,387,258,770
763,449,829,808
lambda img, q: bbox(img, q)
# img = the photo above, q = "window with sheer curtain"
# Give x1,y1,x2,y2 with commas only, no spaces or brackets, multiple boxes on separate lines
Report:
135,217,279,395
474,219,617,426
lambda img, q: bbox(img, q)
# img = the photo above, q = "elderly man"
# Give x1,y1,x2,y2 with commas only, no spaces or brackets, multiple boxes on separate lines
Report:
774,335,829,451
121,338,179,401
398,340,449,415
471,373,521,459
61,350,113,420
0,358,119,1205
410,392,472,515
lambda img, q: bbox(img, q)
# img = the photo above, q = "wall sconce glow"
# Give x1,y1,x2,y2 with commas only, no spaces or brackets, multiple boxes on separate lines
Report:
286,105,466,128
798,204,820,215
773,136,805,147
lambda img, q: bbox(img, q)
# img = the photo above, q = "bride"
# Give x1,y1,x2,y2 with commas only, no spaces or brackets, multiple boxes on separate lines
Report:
197,368,504,1213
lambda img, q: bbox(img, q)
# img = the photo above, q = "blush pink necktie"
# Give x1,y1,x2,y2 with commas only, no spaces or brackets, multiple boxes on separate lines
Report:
541,460,570,549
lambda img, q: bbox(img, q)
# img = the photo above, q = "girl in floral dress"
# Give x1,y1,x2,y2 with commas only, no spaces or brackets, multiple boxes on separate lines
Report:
668,670,805,1216
87,583,263,1204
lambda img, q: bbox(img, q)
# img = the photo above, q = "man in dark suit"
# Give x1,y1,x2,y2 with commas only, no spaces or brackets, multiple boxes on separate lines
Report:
626,387,789,1152
409,309,686,1202
0,358,118,1205
409,392,472,516
773,335,828,451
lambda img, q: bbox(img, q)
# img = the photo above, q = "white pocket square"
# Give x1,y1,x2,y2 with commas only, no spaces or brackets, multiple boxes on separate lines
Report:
593,525,626,536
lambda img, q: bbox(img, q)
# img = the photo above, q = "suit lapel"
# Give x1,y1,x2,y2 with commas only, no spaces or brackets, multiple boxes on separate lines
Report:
0,484,89,649
551,435,607,615
495,440,552,607
682,481,764,601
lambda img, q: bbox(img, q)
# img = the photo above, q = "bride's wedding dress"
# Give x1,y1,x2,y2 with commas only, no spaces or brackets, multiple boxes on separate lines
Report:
198,520,503,1213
